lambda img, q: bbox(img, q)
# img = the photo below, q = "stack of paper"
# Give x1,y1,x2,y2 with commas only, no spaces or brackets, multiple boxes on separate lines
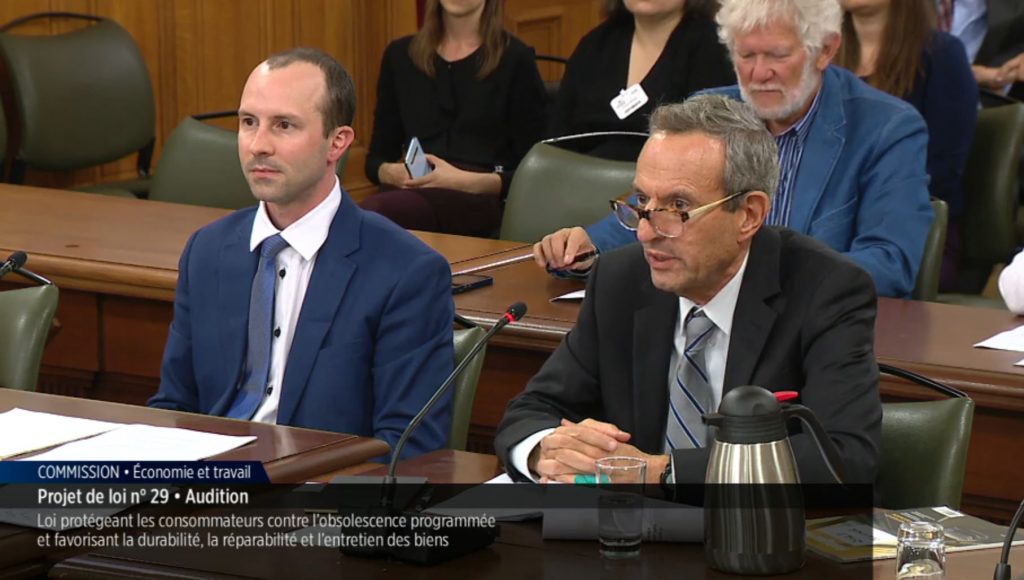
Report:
0,408,123,459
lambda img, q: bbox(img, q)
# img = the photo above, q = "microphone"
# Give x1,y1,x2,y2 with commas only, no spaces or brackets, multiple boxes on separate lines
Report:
0,251,53,286
385,301,527,489
0,251,27,279
337,302,527,565
994,498,1024,580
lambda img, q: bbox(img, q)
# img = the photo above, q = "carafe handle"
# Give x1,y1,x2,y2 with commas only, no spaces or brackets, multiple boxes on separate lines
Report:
783,405,847,484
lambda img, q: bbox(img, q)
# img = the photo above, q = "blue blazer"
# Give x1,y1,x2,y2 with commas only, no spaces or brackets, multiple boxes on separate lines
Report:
585,66,934,298
150,188,455,461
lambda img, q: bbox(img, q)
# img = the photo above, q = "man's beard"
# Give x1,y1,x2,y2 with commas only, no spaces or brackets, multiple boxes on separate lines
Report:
739,57,821,123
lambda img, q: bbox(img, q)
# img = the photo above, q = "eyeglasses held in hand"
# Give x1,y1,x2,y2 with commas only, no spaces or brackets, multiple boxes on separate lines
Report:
609,190,750,238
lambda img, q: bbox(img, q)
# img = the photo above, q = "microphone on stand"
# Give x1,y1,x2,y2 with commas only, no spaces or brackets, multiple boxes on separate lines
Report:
383,301,527,497
994,498,1024,580
0,251,53,286
336,302,527,565
0,251,27,279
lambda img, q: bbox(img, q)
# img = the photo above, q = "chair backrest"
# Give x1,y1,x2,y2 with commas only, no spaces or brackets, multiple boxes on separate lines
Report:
0,285,59,391
535,54,567,102
150,116,351,210
0,15,155,176
149,118,253,209
958,103,1024,292
912,198,948,301
500,142,636,242
877,398,974,509
449,326,486,451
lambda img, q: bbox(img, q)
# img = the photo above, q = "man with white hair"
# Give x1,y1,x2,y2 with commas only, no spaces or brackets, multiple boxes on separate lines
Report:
534,0,933,299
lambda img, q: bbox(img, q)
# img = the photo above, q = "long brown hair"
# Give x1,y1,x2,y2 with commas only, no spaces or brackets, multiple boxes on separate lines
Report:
409,0,508,79
836,0,937,98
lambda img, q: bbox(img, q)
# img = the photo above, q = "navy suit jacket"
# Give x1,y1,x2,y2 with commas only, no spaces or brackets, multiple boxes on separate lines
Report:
150,188,455,461
585,66,933,298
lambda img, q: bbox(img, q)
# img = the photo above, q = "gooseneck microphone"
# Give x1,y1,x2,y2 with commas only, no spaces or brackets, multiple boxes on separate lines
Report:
993,498,1024,580
383,301,528,500
0,251,53,286
0,251,27,279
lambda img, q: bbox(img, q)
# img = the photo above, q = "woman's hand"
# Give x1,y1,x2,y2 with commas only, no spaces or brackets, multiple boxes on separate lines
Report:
405,154,501,195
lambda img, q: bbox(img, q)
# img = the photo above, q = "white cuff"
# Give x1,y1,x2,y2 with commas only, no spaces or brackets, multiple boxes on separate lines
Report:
509,428,556,482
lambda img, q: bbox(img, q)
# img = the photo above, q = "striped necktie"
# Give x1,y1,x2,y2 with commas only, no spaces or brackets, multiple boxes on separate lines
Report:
665,308,716,451
226,234,290,420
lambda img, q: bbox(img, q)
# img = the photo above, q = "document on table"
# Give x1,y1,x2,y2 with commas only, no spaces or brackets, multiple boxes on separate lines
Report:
21,424,256,462
974,324,1024,352
550,289,585,302
0,408,123,459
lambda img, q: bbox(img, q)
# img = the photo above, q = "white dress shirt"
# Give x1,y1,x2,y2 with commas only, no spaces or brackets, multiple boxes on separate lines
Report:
999,250,1024,314
248,178,341,424
509,251,750,481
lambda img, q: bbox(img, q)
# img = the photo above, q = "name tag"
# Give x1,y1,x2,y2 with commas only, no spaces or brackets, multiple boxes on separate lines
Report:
610,84,649,120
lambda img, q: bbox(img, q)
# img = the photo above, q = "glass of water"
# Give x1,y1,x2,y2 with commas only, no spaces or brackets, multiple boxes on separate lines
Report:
595,456,647,558
896,521,945,579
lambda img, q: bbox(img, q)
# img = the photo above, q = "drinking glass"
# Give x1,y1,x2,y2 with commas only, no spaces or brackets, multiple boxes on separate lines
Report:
896,521,945,579
595,456,647,558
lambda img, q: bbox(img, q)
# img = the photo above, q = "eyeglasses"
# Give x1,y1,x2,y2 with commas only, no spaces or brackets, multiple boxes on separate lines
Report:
609,190,750,238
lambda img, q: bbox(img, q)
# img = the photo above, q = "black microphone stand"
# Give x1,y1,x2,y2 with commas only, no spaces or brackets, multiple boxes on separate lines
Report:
994,498,1024,580
337,303,526,565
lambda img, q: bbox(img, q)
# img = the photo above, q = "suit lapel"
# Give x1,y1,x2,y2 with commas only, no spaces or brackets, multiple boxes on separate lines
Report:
631,283,678,452
789,67,846,234
724,228,783,391
277,190,361,425
212,216,259,415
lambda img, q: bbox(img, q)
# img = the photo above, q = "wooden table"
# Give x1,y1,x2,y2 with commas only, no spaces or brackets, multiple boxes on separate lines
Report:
47,450,1024,580
0,389,389,577
3,184,1024,519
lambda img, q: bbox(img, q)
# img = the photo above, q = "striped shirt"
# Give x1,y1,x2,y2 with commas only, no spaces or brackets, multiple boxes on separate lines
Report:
766,89,822,228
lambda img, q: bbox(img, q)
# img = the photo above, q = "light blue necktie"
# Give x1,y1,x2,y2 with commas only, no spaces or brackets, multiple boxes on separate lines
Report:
226,234,289,420
665,308,716,450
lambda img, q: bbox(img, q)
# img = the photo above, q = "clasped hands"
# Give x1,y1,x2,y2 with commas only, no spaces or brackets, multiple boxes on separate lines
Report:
528,418,669,485
378,155,501,194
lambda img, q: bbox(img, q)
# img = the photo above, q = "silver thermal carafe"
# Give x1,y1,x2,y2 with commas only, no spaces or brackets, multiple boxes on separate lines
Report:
702,386,847,575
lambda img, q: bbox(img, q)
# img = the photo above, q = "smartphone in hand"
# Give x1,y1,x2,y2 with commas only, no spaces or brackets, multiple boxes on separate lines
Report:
404,137,433,179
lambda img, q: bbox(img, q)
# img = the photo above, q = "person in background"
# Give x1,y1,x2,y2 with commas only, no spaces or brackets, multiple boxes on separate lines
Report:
362,0,548,237
534,0,933,299
998,250,1024,314
152,48,455,462
546,0,735,161
497,95,881,486
944,0,1024,97
837,0,977,289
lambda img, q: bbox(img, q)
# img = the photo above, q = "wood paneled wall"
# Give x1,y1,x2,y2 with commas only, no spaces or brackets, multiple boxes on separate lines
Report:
0,0,602,199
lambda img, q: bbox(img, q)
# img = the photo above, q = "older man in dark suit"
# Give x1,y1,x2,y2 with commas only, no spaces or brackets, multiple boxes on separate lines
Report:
495,95,881,487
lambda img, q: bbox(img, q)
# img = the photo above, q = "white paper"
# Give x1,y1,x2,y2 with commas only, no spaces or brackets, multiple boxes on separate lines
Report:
0,408,123,459
426,480,546,522
550,289,586,302
21,424,256,462
1016,357,1024,367
541,497,703,542
973,324,1024,352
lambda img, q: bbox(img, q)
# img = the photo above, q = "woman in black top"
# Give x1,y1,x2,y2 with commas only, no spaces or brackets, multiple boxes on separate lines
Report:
549,0,735,161
362,0,548,237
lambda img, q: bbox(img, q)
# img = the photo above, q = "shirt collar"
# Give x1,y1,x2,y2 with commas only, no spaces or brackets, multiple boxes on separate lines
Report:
249,177,341,261
677,250,750,337
775,84,822,144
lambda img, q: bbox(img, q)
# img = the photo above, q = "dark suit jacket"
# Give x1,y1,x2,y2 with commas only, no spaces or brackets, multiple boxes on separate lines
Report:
976,0,1024,68
495,227,881,484
150,188,455,461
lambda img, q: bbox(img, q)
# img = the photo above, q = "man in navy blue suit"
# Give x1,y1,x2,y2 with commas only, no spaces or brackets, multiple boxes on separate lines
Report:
150,47,455,461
